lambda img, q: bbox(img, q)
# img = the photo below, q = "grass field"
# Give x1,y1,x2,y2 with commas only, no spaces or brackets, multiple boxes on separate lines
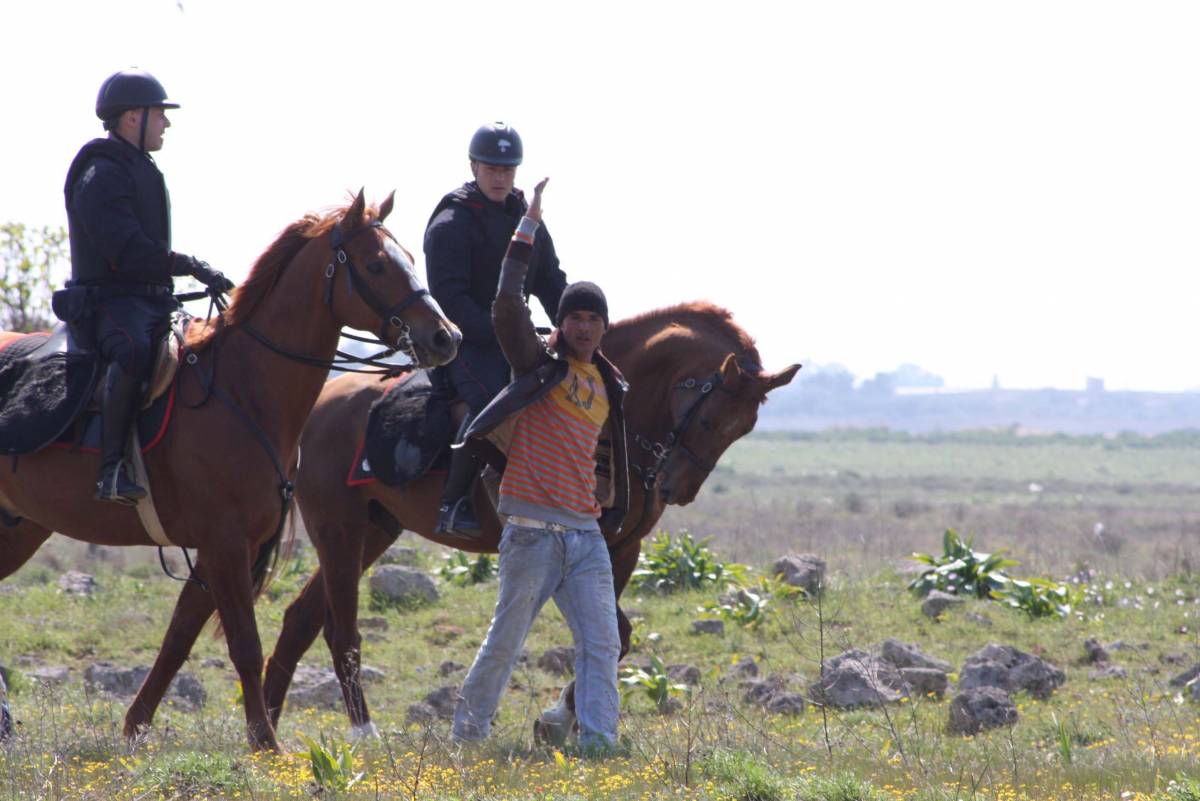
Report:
1,430,1198,800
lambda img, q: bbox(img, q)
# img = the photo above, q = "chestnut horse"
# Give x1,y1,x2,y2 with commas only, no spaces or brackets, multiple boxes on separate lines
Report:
262,301,799,738
0,191,460,751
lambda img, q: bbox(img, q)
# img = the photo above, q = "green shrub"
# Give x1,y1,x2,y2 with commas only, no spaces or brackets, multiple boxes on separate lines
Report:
700,748,790,801
438,550,499,587
908,529,1019,599
796,772,886,801
1160,773,1200,801
140,751,249,798
630,530,746,594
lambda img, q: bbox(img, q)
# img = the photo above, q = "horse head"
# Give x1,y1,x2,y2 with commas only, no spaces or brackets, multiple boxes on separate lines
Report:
655,352,799,506
327,189,461,367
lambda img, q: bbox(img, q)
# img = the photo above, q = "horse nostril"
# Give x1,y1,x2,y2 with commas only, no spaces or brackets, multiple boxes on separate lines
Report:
432,328,454,352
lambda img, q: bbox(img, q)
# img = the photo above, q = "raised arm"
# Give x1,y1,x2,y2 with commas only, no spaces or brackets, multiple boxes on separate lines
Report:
493,177,551,375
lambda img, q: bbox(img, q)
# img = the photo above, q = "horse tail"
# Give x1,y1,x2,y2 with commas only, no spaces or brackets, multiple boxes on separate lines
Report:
251,494,298,599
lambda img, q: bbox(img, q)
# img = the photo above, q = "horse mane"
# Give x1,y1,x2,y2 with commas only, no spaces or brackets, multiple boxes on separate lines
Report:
609,300,762,370
184,202,383,351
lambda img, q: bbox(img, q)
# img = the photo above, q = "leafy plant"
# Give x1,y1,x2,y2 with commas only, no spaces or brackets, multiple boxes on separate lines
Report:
996,576,1075,619
619,655,687,711
1052,713,1072,765
297,732,364,793
908,529,1020,599
700,575,802,629
437,550,499,587
630,530,746,594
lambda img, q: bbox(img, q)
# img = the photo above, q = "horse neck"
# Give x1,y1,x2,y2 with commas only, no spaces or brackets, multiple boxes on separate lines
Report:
219,240,342,447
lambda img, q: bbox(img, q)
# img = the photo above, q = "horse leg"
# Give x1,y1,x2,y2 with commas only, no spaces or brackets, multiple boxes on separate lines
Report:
315,516,374,736
0,521,52,581
536,535,642,744
124,574,215,740
264,570,327,728
207,542,280,752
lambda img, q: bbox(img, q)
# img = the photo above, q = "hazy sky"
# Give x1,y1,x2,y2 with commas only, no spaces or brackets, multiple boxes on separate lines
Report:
3,1,1197,391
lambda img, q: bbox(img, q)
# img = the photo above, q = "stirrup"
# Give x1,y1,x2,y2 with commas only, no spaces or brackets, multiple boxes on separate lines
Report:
95,461,147,506
434,497,481,538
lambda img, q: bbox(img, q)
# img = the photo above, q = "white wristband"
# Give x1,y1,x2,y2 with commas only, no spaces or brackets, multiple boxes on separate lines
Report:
516,216,540,239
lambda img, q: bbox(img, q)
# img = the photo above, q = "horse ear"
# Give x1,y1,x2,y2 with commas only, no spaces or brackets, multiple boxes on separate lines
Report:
379,191,395,223
763,363,802,392
719,353,743,385
345,188,366,229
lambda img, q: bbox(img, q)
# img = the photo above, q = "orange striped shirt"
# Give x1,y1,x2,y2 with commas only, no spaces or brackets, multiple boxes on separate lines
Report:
499,358,609,522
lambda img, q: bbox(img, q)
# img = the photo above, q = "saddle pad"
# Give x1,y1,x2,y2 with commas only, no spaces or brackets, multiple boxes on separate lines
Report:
0,330,98,456
348,369,452,486
58,381,176,455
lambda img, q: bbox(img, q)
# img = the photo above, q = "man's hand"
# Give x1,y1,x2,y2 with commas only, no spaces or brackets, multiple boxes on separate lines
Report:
188,258,236,293
526,177,550,223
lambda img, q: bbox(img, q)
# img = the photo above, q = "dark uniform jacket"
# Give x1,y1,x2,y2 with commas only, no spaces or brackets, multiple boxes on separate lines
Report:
64,137,191,289
424,182,567,348
462,237,630,539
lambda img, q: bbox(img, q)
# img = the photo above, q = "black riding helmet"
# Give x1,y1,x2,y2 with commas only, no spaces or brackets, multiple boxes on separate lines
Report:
96,69,179,129
468,122,523,167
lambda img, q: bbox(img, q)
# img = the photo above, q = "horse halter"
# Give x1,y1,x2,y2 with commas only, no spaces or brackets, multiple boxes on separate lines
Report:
631,369,731,493
325,219,430,359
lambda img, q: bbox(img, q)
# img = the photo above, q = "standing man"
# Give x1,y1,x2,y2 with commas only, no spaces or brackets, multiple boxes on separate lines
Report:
451,178,629,752
425,122,568,536
64,68,233,504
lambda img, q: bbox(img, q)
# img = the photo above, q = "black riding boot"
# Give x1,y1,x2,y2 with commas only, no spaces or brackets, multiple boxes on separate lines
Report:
94,362,147,505
434,415,482,538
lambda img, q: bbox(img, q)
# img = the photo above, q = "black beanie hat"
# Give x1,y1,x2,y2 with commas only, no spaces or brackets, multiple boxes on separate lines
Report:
556,281,609,327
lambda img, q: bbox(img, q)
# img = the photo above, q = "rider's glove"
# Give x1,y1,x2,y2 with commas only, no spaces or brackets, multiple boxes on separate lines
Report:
185,257,236,293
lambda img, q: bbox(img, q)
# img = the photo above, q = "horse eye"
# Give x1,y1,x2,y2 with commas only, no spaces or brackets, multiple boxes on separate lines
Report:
366,261,384,275
699,417,716,431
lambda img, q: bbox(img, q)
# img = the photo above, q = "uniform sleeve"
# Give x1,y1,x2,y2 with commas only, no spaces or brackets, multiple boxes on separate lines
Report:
531,222,567,321
71,158,173,283
423,207,495,344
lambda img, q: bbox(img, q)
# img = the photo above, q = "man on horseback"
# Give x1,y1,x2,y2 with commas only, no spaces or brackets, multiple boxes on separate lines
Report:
425,122,568,536
451,178,629,751
63,68,234,504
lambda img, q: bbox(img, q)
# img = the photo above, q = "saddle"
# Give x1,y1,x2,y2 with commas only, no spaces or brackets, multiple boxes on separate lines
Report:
0,314,187,458
347,369,455,487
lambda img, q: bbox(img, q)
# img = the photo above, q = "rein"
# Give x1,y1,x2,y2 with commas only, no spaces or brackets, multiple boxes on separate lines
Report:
242,219,430,375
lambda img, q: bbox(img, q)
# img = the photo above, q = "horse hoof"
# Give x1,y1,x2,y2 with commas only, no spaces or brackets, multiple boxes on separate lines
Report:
123,722,151,751
351,721,381,741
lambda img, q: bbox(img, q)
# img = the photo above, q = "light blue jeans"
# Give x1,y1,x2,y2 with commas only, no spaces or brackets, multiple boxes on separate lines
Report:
452,522,620,748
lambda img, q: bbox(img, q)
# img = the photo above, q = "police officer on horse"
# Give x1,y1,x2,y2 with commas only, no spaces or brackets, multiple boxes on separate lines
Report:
425,122,568,536
63,69,234,505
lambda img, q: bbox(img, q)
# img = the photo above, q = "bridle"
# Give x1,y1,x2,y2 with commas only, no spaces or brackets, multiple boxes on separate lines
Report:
242,218,434,373
630,369,732,494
